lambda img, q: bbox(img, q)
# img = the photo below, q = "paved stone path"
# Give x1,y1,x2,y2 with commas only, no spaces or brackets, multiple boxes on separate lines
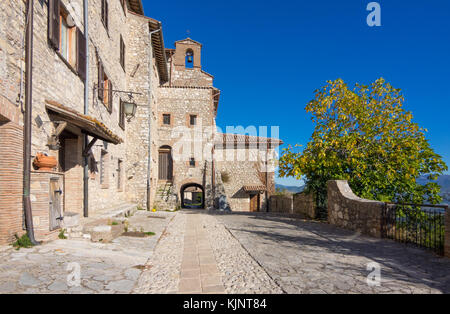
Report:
213,212,450,294
0,211,173,294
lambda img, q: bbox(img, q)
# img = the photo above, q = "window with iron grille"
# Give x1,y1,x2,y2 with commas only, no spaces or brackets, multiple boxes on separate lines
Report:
163,114,171,125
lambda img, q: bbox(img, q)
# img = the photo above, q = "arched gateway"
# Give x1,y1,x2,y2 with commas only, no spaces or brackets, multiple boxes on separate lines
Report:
180,183,205,209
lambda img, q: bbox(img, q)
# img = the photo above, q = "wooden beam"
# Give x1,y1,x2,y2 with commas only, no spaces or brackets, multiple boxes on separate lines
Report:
82,138,98,157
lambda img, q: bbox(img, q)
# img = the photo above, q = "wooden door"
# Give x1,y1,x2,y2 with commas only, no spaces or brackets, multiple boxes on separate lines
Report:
49,177,63,231
250,194,260,212
158,151,173,180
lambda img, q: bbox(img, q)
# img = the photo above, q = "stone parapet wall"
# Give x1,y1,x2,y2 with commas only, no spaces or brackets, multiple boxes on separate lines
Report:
270,195,293,214
293,192,317,219
327,180,384,237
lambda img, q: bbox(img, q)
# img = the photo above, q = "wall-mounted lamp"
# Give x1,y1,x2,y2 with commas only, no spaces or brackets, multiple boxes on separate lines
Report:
93,84,142,122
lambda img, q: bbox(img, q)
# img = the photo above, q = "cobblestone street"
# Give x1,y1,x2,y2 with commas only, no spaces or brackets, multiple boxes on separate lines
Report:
213,212,450,294
1,210,450,294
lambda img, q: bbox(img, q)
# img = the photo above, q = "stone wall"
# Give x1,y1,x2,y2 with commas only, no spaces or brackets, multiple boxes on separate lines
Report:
270,195,293,214
293,192,317,219
327,180,384,237
215,147,269,212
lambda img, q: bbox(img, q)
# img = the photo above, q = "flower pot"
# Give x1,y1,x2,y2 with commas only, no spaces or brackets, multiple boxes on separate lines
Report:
33,153,57,171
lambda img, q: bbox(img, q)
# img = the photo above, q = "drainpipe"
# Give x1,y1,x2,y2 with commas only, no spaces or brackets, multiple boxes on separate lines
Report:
147,26,161,210
23,0,38,245
82,0,89,217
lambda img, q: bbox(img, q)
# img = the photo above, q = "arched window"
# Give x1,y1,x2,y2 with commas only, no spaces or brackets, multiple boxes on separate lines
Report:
185,49,194,68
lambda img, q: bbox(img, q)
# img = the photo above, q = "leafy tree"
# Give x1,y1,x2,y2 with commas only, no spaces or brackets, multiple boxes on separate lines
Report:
279,78,447,208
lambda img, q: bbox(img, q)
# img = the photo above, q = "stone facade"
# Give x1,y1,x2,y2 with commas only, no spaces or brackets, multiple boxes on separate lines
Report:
327,180,384,237
0,0,282,245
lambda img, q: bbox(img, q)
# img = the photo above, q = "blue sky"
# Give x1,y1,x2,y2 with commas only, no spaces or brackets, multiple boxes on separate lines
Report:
142,0,450,187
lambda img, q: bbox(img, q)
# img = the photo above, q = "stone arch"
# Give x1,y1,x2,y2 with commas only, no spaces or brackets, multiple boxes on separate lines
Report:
180,183,205,209
185,49,194,68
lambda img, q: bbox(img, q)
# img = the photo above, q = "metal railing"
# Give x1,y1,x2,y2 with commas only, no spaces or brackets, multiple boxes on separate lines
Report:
382,203,448,256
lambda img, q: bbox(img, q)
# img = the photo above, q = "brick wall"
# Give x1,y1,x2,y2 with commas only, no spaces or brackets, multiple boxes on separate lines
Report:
0,120,24,245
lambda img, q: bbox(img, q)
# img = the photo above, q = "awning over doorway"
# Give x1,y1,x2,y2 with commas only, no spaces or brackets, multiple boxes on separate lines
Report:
243,185,266,193
45,100,123,145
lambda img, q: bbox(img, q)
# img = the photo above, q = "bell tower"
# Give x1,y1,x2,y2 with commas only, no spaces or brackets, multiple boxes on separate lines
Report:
173,38,202,71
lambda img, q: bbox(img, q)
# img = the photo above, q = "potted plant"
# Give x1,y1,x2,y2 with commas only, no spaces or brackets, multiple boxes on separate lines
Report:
33,153,57,171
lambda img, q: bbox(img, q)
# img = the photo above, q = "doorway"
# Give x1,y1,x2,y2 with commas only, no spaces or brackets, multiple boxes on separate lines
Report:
181,183,205,209
249,193,260,212
158,146,173,181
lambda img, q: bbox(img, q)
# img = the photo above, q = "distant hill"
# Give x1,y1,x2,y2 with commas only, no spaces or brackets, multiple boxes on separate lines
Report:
416,174,450,193
275,175,450,204
417,174,450,205
275,184,304,194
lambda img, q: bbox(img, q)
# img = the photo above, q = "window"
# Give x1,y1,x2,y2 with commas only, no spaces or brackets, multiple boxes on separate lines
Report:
47,0,86,80
100,150,109,187
98,60,113,113
117,159,123,190
163,114,171,125
189,158,196,168
190,115,197,126
120,35,125,71
185,49,194,68
101,0,109,31
59,11,77,68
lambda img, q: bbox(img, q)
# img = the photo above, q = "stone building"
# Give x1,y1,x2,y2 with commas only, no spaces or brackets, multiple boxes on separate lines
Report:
0,0,282,245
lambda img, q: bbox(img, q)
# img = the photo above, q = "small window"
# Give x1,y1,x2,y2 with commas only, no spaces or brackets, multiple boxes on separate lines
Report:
101,0,109,31
190,115,197,126
163,114,171,125
185,49,194,68
59,10,77,68
98,60,113,113
189,158,196,168
117,159,123,190
120,35,125,71
120,0,127,15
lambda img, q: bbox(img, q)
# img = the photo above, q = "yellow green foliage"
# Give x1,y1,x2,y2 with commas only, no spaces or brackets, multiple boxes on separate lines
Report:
279,78,447,205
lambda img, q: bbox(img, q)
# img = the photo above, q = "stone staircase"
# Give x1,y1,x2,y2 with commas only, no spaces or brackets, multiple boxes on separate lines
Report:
154,181,178,211
63,202,137,241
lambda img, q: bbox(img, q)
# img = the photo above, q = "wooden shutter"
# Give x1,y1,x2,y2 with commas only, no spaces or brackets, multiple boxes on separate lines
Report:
98,60,104,101
120,36,125,71
77,28,87,81
119,100,125,130
104,0,109,30
108,80,113,113
48,0,60,49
